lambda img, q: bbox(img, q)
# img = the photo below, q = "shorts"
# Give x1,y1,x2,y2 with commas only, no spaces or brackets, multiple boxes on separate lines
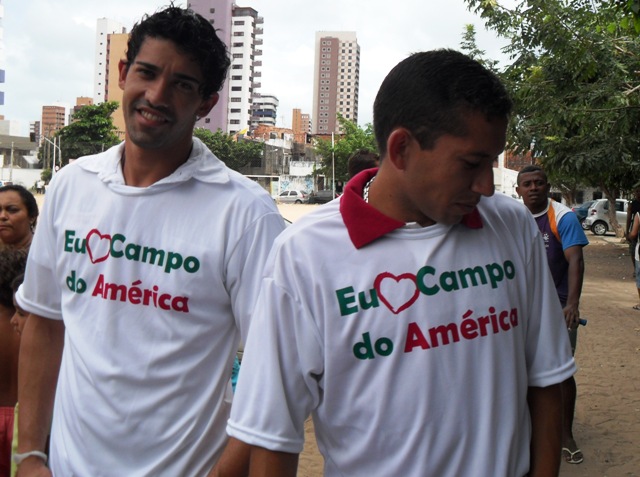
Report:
0,406,15,477
636,260,640,288
630,239,638,258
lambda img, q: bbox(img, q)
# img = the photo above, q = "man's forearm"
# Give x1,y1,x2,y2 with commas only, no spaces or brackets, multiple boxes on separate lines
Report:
17,314,64,453
208,437,251,477
527,384,562,477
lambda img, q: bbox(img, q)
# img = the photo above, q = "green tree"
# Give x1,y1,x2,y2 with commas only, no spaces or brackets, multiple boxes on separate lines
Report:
52,101,121,167
313,115,377,184
193,128,263,172
464,0,640,235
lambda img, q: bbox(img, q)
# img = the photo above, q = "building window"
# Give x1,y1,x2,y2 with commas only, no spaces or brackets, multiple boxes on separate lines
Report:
231,98,241,102
233,31,245,36
230,120,240,125
231,86,242,91
232,64,242,69
234,20,245,25
233,42,244,47
233,53,243,59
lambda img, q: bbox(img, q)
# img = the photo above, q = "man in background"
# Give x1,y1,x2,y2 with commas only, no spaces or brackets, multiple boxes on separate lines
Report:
517,165,588,465
347,149,379,179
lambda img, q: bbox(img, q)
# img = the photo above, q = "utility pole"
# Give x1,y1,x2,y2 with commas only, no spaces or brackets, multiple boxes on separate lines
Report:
9,142,14,181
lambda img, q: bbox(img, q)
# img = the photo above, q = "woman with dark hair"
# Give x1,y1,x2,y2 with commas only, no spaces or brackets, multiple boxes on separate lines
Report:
0,186,39,250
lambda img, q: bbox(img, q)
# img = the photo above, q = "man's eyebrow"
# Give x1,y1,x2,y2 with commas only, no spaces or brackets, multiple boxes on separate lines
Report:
134,60,202,85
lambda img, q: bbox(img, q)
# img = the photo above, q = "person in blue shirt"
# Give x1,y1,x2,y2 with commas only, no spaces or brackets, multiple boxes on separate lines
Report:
517,165,589,465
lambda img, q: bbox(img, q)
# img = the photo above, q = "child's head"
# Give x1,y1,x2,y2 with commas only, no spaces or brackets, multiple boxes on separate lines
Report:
10,272,27,335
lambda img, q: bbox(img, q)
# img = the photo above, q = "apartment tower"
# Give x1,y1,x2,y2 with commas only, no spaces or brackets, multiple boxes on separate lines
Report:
188,1,264,134
94,18,126,105
251,94,278,128
312,32,360,135
41,105,66,137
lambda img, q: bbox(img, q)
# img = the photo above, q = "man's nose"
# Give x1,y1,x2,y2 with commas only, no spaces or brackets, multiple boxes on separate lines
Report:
145,77,171,105
472,163,495,197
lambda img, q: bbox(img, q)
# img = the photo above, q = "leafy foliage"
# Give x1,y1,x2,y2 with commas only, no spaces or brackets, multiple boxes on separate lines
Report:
313,115,377,183
464,0,640,234
613,0,640,33
193,128,263,172
52,101,121,167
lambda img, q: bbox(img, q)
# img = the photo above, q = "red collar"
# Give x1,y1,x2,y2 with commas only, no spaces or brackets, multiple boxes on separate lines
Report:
340,169,483,249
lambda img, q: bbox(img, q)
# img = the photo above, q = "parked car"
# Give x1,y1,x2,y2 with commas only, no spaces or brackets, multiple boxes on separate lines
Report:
276,190,309,204
583,198,628,235
571,200,597,230
308,189,337,204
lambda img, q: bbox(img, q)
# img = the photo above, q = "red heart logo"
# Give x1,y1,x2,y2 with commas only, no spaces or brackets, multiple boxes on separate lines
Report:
374,272,420,315
86,229,112,264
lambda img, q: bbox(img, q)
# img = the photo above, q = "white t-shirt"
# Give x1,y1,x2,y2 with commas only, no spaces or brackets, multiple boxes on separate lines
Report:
228,172,575,477
17,139,285,476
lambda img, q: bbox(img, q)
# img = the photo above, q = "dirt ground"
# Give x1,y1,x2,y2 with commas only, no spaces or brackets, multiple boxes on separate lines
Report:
278,205,640,477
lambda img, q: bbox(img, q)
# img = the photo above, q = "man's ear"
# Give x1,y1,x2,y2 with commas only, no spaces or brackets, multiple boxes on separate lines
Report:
515,185,521,197
118,59,129,90
197,93,219,119
386,128,413,172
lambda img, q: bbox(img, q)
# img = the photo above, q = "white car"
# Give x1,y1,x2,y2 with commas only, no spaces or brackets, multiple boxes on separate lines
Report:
583,198,628,235
276,190,309,204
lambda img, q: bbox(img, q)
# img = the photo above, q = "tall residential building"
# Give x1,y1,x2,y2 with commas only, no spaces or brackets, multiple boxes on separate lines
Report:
0,0,5,110
105,32,129,137
94,18,126,104
41,105,66,137
188,1,263,134
312,31,360,135
292,108,311,135
251,94,278,128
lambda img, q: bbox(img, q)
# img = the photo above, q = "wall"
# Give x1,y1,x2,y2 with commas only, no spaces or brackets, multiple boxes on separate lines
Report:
0,167,43,189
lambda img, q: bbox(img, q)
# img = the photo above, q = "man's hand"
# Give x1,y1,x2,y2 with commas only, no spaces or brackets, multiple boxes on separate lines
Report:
563,303,580,329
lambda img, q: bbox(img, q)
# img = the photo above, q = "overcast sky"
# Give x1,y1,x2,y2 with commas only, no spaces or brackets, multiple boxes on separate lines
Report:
2,0,511,135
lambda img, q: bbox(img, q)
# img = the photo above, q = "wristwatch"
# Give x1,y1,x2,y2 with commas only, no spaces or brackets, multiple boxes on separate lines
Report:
12,450,48,465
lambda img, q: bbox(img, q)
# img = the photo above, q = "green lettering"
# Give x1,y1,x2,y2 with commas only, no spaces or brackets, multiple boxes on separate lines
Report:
336,286,358,316
416,266,439,295
110,233,126,258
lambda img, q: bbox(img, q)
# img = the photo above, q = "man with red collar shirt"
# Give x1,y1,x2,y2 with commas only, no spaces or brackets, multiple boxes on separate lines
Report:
213,50,575,477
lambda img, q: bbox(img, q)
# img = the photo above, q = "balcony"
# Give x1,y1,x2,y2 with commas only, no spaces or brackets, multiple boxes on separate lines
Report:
255,28,264,35
254,49,263,56
256,16,264,24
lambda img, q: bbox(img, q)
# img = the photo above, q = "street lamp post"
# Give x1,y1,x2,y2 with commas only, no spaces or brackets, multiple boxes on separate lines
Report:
42,136,62,176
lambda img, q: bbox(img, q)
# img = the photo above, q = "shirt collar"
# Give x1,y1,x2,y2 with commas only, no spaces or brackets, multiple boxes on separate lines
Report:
340,168,483,249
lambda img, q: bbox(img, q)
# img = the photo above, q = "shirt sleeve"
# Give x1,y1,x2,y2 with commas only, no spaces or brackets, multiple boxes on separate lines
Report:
557,211,589,251
15,175,64,320
227,271,324,453
225,211,286,345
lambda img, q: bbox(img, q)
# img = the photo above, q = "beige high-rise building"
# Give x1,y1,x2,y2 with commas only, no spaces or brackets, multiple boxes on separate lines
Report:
312,32,360,135
105,33,128,138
